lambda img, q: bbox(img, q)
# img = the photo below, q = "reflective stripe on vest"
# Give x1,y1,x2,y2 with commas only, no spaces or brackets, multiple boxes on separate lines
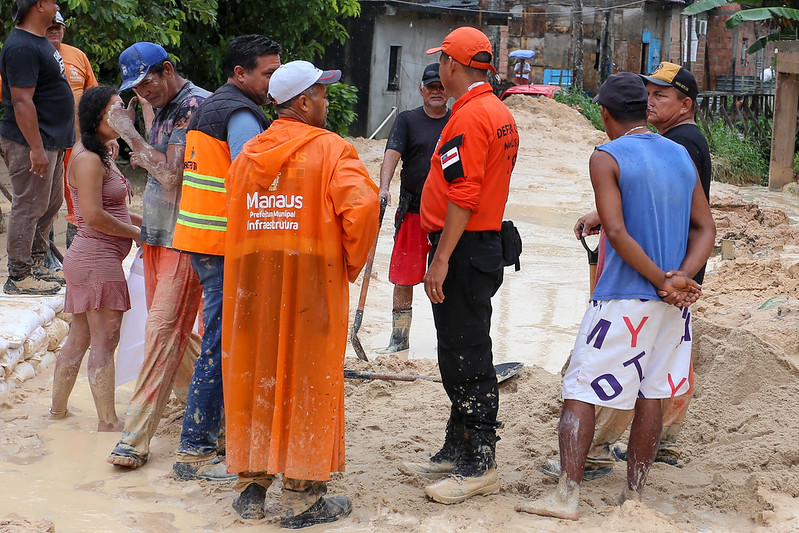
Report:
176,209,227,231
172,130,231,255
183,171,226,193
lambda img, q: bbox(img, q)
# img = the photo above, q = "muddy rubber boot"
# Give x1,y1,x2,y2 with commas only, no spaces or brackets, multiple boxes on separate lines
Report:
280,495,352,529
375,309,411,354
232,483,267,520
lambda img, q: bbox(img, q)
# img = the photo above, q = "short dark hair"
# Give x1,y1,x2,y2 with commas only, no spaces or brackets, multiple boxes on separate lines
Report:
605,106,647,123
225,35,282,78
147,60,168,77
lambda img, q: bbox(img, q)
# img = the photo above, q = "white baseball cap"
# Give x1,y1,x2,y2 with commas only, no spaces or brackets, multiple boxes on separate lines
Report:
268,60,342,105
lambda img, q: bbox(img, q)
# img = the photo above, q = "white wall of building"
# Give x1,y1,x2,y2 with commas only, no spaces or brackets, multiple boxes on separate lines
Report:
367,14,456,139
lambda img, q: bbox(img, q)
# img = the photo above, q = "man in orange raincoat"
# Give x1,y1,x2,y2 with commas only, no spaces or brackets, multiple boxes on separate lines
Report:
222,60,380,529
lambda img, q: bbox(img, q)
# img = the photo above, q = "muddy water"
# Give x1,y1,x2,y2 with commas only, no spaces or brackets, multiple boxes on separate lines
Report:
349,194,592,375
0,377,259,533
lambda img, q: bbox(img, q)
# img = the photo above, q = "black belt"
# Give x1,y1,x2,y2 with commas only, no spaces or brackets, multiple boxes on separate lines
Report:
428,230,499,246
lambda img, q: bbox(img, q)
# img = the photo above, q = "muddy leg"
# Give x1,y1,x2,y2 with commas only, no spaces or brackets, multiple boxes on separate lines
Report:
622,398,662,502
51,312,90,416
86,308,124,432
516,399,594,520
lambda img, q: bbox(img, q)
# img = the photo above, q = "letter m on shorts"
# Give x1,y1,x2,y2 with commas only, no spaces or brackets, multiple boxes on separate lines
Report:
586,319,612,349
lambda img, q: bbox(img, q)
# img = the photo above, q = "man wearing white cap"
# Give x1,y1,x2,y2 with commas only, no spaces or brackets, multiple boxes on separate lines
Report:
222,60,379,528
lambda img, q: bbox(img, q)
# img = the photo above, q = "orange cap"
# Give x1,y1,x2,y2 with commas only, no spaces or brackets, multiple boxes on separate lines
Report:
427,27,497,74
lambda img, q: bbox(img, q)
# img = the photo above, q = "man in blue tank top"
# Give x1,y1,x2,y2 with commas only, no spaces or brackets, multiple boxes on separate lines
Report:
517,72,715,521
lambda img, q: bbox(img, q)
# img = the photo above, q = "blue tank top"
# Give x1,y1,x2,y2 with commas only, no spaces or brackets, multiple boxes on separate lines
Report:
591,133,697,301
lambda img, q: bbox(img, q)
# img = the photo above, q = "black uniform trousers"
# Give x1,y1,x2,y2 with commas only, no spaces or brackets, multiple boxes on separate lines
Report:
429,230,504,442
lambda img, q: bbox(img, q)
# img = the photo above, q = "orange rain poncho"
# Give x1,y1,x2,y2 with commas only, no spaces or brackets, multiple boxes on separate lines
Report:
222,118,379,481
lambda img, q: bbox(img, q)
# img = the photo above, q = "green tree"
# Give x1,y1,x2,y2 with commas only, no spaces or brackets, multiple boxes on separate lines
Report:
0,0,218,83
0,0,362,133
683,0,799,53
177,0,360,90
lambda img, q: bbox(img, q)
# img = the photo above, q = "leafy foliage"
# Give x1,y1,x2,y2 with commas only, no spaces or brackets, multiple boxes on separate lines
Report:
325,83,358,136
682,0,799,53
0,0,362,134
699,119,770,186
554,87,604,131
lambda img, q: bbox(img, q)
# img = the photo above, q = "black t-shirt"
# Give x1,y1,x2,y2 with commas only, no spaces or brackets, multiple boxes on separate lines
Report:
664,122,711,284
0,28,75,150
385,106,450,202
664,123,711,201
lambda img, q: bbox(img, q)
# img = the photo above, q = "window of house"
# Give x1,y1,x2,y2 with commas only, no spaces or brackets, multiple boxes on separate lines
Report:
387,45,401,91
741,38,749,64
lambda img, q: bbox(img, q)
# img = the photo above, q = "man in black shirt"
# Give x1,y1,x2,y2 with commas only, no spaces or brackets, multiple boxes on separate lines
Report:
0,0,74,295
377,64,450,354
546,63,711,481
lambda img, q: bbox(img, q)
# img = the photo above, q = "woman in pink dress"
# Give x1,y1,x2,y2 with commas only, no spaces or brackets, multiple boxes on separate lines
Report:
50,86,142,431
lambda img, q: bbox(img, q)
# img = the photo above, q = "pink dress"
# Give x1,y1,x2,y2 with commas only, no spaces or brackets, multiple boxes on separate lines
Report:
63,151,134,313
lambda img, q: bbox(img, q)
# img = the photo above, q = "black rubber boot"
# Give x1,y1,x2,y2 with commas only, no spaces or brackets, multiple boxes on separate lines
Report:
232,483,267,520
376,309,411,354
452,430,497,477
430,409,465,467
280,495,352,529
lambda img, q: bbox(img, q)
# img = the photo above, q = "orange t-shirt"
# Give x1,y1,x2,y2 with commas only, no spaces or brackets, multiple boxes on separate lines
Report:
58,43,98,138
420,83,518,233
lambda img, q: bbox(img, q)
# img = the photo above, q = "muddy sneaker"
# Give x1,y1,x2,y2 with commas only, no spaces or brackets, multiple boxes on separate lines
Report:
232,483,267,520
399,458,455,480
611,445,681,466
173,457,237,481
4,275,61,295
32,261,65,285
423,467,500,504
654,448,680,466
280,495,352,529
540,458,613,481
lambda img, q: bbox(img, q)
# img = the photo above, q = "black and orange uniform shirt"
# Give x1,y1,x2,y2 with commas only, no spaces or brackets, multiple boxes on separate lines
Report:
420,83,518,233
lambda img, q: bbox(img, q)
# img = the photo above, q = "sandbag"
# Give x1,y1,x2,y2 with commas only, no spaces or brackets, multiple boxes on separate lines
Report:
44,318,70,351
1,346,25,378
116,249,146,387
9,361,36,384
23,326,49,358
0,303,44,348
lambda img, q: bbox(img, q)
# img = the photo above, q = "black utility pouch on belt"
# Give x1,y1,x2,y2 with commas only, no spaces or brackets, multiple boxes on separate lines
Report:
500,220,522,271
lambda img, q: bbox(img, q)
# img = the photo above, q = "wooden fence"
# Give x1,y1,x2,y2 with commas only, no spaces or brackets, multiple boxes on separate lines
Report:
696,91,775,141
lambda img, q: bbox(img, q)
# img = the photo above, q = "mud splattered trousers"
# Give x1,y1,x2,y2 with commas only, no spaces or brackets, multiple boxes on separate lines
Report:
175,253,225,461
112,243,202,462
429,231,504,467
587,361,695,463
237,473,327,517
0,137,64,279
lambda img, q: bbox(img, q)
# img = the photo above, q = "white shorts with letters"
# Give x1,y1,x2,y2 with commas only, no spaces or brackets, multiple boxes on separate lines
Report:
562,299,692,410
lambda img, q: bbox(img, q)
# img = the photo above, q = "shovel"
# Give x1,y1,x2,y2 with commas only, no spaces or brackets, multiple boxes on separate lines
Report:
350,197,388,361
345,361,524,384
580,224,600,298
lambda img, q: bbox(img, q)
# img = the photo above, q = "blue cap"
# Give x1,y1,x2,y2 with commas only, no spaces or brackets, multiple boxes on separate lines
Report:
118,42,168,92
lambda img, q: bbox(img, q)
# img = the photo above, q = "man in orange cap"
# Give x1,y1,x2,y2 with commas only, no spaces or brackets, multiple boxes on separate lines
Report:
401,26,519,505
